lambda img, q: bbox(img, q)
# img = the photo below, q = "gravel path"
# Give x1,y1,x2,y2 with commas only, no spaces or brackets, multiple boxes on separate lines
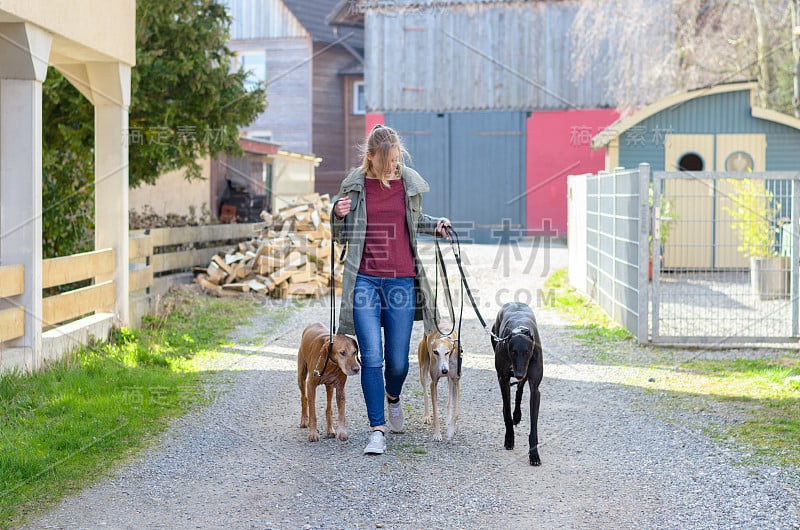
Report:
27,241,800,529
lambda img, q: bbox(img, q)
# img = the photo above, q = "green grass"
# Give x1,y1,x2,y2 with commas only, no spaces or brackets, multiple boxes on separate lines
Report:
544,267,800,468
542,268,632,344
0,289,262,528
645,357,800,466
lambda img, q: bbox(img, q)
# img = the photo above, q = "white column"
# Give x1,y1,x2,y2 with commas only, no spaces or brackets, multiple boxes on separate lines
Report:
88,62,131,326
0,23,52,371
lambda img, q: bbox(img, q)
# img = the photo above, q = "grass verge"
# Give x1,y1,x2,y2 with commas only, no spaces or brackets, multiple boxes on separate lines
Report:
544,267,800,468
0,288,264,528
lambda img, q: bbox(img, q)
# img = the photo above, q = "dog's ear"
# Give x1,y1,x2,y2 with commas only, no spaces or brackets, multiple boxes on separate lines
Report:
343,335,358,355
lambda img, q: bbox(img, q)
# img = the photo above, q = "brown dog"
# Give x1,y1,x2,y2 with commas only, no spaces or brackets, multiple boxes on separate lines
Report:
417,327,461,441
298,323,360,442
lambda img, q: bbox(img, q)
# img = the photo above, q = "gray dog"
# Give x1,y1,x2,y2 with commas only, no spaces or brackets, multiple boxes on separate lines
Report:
491,302,543,466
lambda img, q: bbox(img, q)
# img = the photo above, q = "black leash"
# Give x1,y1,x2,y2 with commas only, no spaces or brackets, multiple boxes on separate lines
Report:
313,200,343,379
433,233,459,335
443,226,513,344
433,231,465,375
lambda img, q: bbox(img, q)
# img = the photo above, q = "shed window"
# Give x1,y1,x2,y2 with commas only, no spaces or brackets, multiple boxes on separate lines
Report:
678,153,704,171
724,151,754,172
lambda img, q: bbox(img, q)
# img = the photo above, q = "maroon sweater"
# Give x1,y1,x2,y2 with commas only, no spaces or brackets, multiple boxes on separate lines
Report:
359,178,416,277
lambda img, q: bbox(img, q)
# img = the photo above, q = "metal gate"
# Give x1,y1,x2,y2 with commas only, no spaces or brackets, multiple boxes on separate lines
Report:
652,171,800,344
385,111,526,243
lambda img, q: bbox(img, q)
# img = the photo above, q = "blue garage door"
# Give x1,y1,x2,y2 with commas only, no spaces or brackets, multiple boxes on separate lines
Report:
385,111,526,244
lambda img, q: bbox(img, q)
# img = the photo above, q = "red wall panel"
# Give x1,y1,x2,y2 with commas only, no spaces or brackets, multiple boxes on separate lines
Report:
366,113,385,135
526,109,619,236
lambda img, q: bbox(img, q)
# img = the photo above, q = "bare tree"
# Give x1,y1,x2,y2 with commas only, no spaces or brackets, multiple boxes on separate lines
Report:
571,0,794,111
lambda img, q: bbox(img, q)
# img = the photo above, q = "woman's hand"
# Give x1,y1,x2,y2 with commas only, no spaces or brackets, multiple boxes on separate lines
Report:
436,217,451,240
333,196,351,219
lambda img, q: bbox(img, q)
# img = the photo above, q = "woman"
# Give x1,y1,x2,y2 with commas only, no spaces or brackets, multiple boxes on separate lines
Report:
332,124,450,455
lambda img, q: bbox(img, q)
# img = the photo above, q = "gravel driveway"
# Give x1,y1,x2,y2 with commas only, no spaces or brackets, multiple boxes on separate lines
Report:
28,241,800,529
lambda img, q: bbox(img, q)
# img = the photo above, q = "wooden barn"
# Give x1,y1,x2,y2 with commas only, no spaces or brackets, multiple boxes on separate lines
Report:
328,0,619,242
592,81,800,270
224,0,366,196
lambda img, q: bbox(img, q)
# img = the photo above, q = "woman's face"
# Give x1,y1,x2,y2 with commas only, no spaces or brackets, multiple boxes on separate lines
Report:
370,146,399,178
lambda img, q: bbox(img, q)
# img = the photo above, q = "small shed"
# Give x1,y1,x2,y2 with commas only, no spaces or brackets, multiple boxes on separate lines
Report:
592,81,800,174
130,138,321,222
592,82,800,270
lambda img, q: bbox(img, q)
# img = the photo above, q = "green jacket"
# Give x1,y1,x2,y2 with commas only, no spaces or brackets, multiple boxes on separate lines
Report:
332,166,442,335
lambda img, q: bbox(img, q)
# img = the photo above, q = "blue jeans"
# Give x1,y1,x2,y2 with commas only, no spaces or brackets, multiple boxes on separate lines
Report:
353,274,416,428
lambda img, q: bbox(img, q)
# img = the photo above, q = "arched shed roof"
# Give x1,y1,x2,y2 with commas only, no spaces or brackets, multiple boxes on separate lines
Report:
591,82,800,149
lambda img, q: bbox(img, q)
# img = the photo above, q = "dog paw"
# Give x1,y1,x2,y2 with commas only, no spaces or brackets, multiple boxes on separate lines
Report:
512,411,522,425
504,433,514,450
422,415,431,425
325,431,336,439
446,427,456,441
307,431,320,442
433,431,443,442
529,448,541,466
337,431,348,442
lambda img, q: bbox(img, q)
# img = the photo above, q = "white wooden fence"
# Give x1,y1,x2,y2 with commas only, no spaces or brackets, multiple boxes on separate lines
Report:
0,222,262,373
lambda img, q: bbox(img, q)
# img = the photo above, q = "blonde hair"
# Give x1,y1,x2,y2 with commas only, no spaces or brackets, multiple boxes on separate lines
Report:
359,124,410,188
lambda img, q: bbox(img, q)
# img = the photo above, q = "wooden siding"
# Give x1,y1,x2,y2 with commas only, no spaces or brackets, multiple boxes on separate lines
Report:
236,37,313,155
364,1,615,112
312,43,357,195
344,77,366,174
225,0,309,40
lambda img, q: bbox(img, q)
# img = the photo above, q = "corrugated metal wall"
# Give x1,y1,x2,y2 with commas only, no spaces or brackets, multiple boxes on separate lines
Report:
365,1,615,112
224,0,309,40
386,111,526,243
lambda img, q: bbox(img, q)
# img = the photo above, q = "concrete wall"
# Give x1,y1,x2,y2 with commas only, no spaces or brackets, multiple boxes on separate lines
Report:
129,159,212,220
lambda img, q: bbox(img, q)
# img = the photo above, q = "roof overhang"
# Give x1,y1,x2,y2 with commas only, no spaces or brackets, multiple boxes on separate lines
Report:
326,0,364,28
591,82,800,150
239,137,280,155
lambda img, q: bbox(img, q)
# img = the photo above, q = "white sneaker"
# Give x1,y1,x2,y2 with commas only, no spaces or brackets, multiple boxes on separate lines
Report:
387,396,405,433
363,430,386,455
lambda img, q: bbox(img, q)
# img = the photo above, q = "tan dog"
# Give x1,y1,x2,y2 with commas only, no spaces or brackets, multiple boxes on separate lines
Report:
417,327,461,441
298,323,360,442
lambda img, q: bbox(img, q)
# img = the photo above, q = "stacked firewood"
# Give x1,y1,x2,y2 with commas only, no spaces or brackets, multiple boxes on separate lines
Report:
193,193,343,298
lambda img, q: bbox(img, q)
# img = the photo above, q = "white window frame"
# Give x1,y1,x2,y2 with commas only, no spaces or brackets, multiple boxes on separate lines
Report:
352,80,365,115
246,130,273,142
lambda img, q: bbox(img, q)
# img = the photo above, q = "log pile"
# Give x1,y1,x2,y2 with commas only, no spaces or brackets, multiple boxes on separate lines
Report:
193,193,343,298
